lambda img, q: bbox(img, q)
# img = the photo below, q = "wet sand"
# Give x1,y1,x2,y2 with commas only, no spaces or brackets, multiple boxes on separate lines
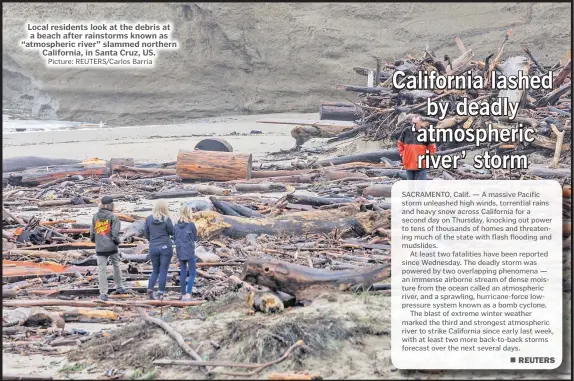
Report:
2,113,318,162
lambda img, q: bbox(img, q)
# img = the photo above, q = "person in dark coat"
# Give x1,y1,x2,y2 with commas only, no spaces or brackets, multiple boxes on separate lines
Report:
145,200,174,300
174,203,198,301
90,196,126,301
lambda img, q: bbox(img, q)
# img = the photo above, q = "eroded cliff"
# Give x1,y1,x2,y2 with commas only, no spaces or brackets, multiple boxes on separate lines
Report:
2,3,571,125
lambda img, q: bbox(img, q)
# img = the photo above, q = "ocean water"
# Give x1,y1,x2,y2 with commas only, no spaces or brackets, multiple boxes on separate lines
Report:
2,114,104,133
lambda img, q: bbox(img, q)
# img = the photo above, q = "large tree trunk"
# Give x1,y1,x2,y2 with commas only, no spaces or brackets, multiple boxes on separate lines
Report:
319,105,358,122
176,150,252,181
192,207,390,239
241,258,391,303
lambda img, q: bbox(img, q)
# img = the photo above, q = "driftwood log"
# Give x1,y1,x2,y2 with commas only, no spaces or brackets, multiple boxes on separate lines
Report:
176,150,253,181
152,340,305,377
317,150,401,166
248,162,395,179
211,197,263,218
553,59,571,88
241,258,391,303
319,105,358,122
527,167,571,179
323,170,367,181
192,206,390,239
148,190,200,199
138,308,208,373
2,278,43,299
37,198,93,207
291,124,355,146
257,119,356,128
3,156,80,173
6,166,109,187
365,168,407,179
3,307,65,331
209,196,241,217
109,158,135,173
362,184,393,198
3,299,203,308
285,194,354,207
226,202,263,218
191,184,230,196
234,183,287,192
251,169,312,178
234,174,317,184
123,219,146,239
115,165,177,176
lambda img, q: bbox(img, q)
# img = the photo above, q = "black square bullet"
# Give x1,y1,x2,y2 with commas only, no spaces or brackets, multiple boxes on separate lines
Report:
510,357,516,363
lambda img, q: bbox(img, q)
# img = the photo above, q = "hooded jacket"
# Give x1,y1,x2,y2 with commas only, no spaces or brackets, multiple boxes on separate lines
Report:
144,215,174,249
174,222,198,261
90,208,121,256
397,126,437,170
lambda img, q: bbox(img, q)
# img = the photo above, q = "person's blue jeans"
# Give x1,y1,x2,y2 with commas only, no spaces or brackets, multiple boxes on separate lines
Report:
179,257,196,295
406,169,427,180
148,245,173,295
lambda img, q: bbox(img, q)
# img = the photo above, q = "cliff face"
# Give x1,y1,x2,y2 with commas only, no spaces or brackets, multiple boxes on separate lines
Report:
2,3,571,125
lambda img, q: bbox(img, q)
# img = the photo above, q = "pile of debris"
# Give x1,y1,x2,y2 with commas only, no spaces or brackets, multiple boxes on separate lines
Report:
329,34,571,175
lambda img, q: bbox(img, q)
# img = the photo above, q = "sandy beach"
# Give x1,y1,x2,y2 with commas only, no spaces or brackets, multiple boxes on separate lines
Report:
2,113,319,162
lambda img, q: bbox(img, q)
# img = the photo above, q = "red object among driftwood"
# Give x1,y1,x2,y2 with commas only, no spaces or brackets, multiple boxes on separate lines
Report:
3,260,70,277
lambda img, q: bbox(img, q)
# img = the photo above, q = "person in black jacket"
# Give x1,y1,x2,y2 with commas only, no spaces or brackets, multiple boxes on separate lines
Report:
145,200,174,300
90,196,126,301
174,203,198,301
